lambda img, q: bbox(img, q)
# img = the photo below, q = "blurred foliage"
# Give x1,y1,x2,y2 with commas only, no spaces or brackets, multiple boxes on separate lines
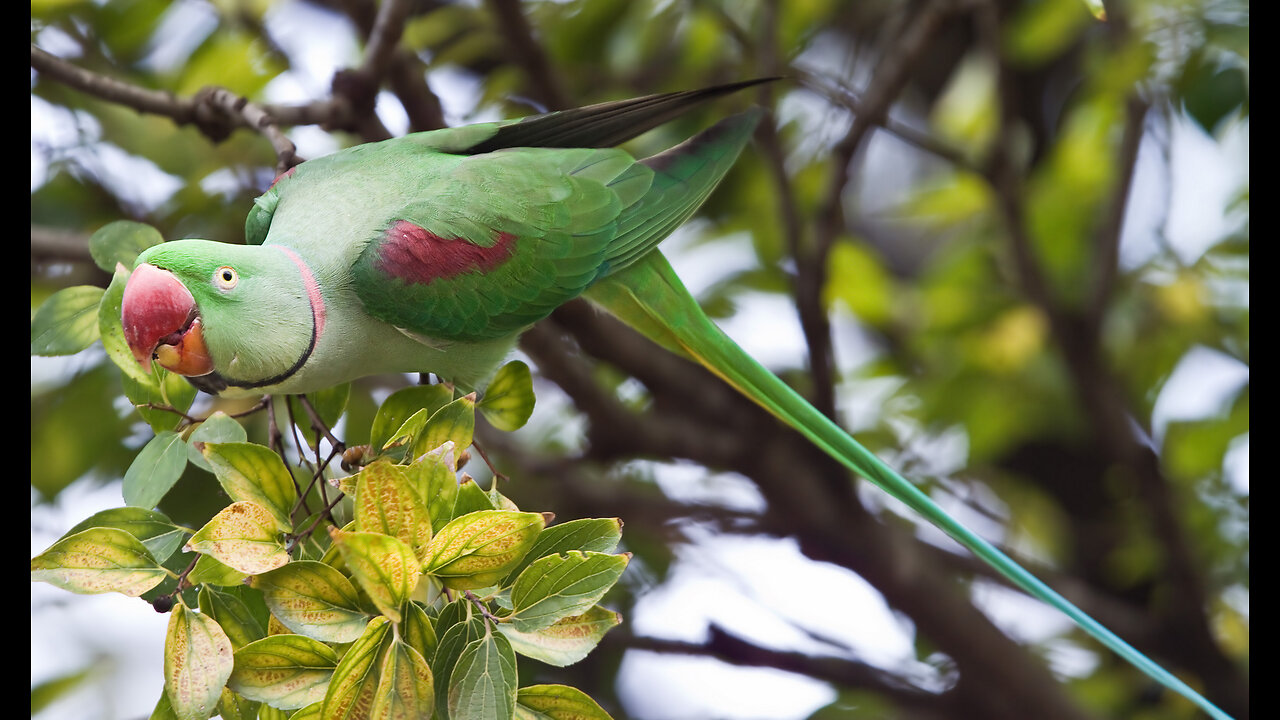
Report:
32,0,1246,718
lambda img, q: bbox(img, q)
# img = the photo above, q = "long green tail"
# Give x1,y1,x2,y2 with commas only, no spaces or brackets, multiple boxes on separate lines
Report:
585,251,1231,720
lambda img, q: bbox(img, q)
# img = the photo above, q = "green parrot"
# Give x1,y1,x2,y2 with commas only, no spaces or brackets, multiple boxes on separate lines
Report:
120,80,1229,719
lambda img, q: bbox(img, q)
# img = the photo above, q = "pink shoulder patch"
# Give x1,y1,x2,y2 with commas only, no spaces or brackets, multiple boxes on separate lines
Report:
376,220,518,285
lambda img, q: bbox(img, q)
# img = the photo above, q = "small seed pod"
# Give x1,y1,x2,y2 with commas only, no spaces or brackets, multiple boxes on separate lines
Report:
341,444,371,472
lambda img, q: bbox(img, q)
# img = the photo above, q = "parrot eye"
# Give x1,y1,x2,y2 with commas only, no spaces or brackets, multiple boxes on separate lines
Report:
214,266,239,290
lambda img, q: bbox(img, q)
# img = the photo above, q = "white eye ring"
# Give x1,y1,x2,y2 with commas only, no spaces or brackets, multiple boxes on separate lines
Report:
214,266,238,290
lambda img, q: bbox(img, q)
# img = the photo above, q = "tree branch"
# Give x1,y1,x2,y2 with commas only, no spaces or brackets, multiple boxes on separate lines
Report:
31,44,300,173
486,0,571,110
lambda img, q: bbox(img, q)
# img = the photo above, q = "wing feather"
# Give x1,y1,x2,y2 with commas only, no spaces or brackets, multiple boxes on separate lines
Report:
351,147,647,342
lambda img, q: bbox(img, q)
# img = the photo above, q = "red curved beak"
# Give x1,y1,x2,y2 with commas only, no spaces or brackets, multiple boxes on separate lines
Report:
121,263,215,377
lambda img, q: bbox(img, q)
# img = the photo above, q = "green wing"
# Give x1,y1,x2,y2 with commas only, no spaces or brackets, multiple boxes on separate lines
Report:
349,145,654,342
349,109,762,343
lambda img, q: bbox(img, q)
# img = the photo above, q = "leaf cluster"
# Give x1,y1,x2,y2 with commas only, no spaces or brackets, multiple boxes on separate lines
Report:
33,223,626,720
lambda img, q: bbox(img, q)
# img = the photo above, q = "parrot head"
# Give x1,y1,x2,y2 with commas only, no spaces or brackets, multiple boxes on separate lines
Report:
122,240,317,393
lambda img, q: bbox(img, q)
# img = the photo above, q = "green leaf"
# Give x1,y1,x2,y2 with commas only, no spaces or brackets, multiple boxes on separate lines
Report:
122,431,189,509
1003,0,1092,67
382,407,431,452
175,30,284,97
424,510,545,591
31,527,167,596
369,385,455,454
164,604,234,720
508,551,630,632
99,264,154,384
186,501,290,575
200,442,298,532
288,384,350,449
407,442,460,533
371,638,435,720
330,528,422,623
229,634,338,710
1179,50,1248,134
122,365,198,433
448,630,518,720
198,586,266,651
280,702,319,720
822,240,895,326
250,561,369,644
498,605,621,667
149,689,178,720
63,506,185,565
515,684,614,720
88,219,164,273
479,360,536,431
501,518,623,587
432,613,488,719
413,394,477,459
320,616,394,720
402,600,439,664
187,553,248,587
216,688,259,720
186,413,248,472
354,460,433,561
452,476,498,521
31,285,104,356
30,666,96,714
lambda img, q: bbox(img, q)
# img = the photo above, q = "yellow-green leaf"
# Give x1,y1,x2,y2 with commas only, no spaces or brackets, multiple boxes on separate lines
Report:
31,527,166,596
407,442,460,533
498,606,622,668
320,616,394,720
424,510,545,591
164,604,234,720
370,638,434,720
500,518,623,587
250,561,369,643
281,701,320,720
508,551,629,632
63,506,185,565
515,684,614,720
478,360,536,432
186,413,248,472
186,502,289,576
822,240,895,326
354,460,432,561
382,407,431,452
413,394,477,459
215,687,259,720
330,528,422,622
200,443,298,533
369,385,455,454
401,601,439,664
229,634,338,710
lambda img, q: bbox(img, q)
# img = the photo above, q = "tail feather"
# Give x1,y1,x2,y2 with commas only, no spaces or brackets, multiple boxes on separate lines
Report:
460,78,776,155
585,251,1233,720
